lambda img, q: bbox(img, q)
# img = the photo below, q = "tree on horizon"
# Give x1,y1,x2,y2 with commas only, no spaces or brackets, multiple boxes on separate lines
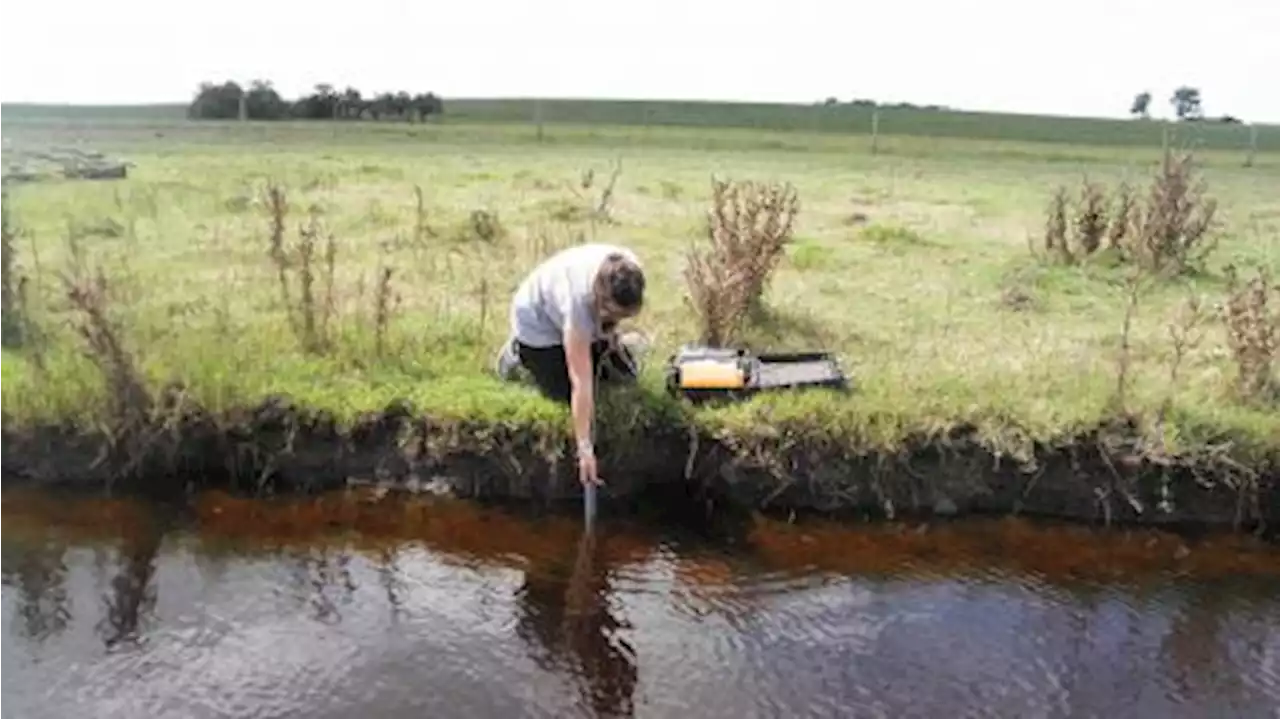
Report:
1130,91,1151,119
1170,86,1203,121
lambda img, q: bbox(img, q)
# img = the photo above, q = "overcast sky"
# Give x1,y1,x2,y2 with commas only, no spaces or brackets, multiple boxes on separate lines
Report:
2,0,1275,121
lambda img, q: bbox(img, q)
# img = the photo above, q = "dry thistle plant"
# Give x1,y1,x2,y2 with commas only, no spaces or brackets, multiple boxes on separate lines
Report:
569,158,622,228
1107,181,1137,251
1155,291,1210,427
1043,179,1111,263
265,181,293,308
57,247,151,425
373,261,401,359
262,182,338,354
1110,266,1150,414
1167,293,1209,385
1073,179,1108,256
1043,186,1070,262
1130,146,1219,274
1221,265,1279,404
684,177,800,346
412,184,436,247
1036,146,1218,275
684,235,755,347
58,257,173,485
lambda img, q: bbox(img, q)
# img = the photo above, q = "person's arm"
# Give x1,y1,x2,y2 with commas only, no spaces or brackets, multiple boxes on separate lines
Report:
557,279,602,486
564,322,596,466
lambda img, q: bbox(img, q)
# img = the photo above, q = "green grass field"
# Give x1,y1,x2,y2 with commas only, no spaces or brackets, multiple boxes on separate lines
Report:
2,105,1278,467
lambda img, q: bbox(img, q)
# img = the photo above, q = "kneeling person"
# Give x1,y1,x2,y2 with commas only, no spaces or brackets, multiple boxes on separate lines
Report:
495,244,646,487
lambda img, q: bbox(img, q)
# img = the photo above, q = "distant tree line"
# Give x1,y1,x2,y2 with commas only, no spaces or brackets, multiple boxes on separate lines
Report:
188,80,444,122
1129,86,1242,124
819,97,951,112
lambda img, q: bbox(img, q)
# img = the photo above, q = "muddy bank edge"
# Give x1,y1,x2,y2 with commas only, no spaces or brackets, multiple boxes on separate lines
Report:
2,395,1277,532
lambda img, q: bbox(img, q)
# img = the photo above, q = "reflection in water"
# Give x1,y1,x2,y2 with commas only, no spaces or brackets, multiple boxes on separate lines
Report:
2,538,72,641
97,518,163,648
3,488,1279,719
283,545,360,625
1160,582,1276,710
516,529,638,718
373,545,409,622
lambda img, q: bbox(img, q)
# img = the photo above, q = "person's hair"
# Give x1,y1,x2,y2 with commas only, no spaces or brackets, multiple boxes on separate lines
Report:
595,253,645,315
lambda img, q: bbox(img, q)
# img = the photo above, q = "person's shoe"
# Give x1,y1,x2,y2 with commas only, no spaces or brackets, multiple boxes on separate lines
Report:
494,336,521,381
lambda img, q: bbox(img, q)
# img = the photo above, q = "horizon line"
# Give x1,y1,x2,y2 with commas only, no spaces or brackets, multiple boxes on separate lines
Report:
2,96,1274,127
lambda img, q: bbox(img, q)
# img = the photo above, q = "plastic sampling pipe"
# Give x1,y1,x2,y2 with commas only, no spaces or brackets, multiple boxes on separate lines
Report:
583,482,598,528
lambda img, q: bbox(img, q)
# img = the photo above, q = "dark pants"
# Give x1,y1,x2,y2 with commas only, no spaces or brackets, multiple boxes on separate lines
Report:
516,338,638,403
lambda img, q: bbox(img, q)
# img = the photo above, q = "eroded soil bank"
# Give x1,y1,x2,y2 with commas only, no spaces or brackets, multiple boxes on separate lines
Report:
3,395,1277,534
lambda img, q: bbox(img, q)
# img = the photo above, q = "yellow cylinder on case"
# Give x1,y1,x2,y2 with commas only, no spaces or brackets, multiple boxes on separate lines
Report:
679,360,746,389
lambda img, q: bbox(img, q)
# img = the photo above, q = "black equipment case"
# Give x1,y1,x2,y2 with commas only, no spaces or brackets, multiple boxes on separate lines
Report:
664,345,850,403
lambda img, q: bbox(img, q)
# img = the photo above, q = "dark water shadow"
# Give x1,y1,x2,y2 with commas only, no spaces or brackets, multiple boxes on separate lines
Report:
515,527,638,718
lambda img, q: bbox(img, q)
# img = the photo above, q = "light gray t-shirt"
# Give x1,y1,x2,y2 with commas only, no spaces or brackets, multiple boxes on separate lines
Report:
510,243,641,348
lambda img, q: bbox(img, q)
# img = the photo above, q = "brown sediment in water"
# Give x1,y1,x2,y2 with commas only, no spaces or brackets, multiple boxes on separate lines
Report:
0,491,155,540
746,514,1280,583
189,489,658,569
204,493,1280,584
3,488,1278,589
2,395,1278,532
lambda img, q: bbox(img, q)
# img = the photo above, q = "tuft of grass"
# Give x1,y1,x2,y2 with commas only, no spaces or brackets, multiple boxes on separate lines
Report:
788,240,835,271
859,223,931,251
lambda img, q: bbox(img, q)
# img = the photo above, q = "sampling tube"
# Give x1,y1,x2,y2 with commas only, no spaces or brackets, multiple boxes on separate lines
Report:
584,482,598,528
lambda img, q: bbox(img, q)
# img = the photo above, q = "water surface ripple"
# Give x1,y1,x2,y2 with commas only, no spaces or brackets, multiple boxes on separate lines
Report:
3,489,1278,719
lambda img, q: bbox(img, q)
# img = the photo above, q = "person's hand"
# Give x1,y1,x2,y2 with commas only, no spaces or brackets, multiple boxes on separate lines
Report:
578,445,603,487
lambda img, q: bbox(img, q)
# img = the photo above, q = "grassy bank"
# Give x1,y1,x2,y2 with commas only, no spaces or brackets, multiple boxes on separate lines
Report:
1,115,1277,527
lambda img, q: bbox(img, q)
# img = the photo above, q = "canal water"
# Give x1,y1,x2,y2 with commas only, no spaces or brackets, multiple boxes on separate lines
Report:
3,488,1279,719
